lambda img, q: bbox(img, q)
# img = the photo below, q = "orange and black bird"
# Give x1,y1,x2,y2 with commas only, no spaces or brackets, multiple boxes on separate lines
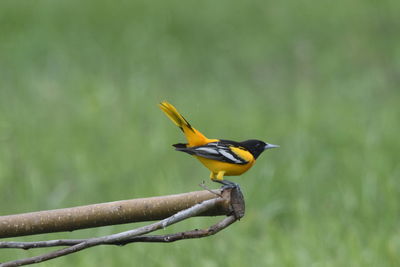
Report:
159,101,279,186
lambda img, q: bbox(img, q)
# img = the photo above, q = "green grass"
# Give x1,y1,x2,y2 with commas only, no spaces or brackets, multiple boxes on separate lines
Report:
1,0,400,266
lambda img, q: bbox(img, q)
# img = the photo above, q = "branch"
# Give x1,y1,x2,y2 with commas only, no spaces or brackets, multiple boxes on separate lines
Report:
0,215,237,249
0,197,220,266
0,186,245,266
0,189,229,238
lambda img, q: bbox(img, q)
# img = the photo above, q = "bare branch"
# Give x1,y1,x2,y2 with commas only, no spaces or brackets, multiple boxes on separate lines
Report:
0,186,245,266
0,216,237,249
115,215,237,244
0,189,229,238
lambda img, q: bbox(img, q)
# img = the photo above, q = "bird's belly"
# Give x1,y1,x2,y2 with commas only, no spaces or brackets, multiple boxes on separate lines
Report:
195,156,254,176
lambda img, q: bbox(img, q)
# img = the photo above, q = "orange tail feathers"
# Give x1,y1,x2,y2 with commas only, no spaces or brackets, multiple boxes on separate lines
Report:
159,101,210,146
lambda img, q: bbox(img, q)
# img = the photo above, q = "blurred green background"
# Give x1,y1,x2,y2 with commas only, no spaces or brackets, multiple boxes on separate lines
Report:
1,0,399,266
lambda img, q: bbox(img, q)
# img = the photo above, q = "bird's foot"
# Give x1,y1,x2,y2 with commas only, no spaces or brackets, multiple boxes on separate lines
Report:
212,179,241,191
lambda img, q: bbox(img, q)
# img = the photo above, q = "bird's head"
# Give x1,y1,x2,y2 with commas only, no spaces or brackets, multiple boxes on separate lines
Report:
240,139,279,159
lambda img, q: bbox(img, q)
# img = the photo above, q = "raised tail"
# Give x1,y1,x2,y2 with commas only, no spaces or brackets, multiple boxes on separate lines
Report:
159,101,210,147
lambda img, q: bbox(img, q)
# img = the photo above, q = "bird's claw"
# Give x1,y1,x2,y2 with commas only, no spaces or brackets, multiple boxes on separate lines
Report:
213,179,241,192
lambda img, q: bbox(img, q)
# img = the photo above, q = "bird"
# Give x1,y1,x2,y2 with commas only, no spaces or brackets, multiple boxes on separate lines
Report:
159,101,279,187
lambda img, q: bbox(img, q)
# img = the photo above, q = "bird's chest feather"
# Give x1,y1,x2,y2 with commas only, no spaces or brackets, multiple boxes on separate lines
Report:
195,156,255,176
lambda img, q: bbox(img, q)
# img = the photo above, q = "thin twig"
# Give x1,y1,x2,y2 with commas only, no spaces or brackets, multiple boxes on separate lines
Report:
117,215,236,244
0,215,236,249
198,181,222,197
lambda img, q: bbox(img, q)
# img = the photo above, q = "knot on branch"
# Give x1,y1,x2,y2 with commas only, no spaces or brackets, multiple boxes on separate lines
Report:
223,186,245,219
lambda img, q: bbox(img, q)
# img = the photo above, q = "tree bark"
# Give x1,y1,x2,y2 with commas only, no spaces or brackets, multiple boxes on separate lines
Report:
0,189,231,238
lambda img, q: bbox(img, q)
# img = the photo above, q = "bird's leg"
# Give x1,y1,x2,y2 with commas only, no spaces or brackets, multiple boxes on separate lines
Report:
210,172,216,180
212,179,238,188
211,171,240,190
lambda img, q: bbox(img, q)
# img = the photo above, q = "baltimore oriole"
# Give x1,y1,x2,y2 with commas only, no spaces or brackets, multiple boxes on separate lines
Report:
159,101,278,186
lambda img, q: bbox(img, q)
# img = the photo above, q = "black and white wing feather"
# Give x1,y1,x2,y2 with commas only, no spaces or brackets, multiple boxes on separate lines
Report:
173,142,249,165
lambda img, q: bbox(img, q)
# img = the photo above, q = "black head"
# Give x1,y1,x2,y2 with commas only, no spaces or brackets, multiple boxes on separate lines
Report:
239,139,279,159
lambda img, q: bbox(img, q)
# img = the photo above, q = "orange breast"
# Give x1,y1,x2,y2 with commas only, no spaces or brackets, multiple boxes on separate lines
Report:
195,156,255,176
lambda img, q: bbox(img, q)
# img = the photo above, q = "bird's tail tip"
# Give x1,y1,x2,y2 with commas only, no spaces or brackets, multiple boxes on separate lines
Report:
159,101,192,130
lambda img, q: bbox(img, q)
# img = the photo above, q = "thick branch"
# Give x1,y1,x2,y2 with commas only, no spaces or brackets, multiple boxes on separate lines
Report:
1,197,223,266
0,186,245,266
0,189,229,238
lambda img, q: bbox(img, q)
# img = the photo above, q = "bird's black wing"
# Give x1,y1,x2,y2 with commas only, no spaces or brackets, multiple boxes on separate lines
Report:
173,142,249,165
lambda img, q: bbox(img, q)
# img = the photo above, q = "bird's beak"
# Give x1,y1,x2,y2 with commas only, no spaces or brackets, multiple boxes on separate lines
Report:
264,143,280,150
